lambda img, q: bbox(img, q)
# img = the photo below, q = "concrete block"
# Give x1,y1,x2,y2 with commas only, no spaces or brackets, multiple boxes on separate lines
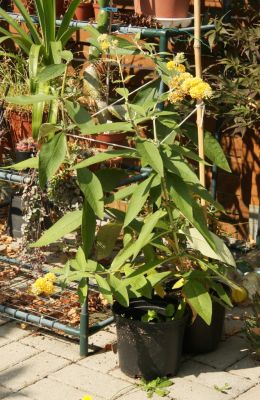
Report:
227,357,260,383
21,334,81,362
89,330,117,350
1,394,31,400
178,360,254,398
78,350,118,373
50,364,130,399
22,378,94,400
0,318,9,327
0,342,40,373
0,386,10,400
167,378,231,400
234,384,260,400
0,323,31,345
194,335,249,370
109,367,137,384
120,388,168,400
0,353,70,391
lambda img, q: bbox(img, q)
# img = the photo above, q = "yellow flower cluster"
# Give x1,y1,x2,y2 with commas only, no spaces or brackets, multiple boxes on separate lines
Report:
31,272,56,296
168,72,212,103
166,61,186,73
82,396,93,400
97,34,118,52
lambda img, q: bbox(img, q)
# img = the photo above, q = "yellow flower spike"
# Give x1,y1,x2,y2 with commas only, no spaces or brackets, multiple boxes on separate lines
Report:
168,90,185,104
82,396,93,400
189,81,213,99
100,41,110,51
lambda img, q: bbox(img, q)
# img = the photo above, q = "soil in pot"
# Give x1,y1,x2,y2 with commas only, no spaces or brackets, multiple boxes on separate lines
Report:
183,300,226,354
134,0,190,19
113,298,188,380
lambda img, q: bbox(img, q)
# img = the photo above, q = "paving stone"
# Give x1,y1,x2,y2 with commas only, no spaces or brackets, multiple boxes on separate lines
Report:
0,353,70,391
106,324,117,335
0,323,31,345
22,378,91,400
2,394,31,400
234,384,260,400
120,388,169,400
227,357,260,383
178,360,254,398
78,349,118,373
109,367,137,384
21,334,81,362
0,318,9,327
0,386,10,400
167,378,232,400
89,330,117,350
0,342,40,373
194,335,249,370
50,364,130,399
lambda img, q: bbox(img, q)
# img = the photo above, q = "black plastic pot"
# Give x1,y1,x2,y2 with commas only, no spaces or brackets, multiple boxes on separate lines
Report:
183,301,225,354
15,150,32,163
113,298,188,380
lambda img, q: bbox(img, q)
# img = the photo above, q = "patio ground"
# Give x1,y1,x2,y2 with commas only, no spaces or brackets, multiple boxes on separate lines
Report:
0,307,259,400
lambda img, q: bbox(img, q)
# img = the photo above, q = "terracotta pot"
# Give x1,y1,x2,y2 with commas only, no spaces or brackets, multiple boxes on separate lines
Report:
93,2,100,20
75,2,94,20
134,0,190,18
56,0,66,17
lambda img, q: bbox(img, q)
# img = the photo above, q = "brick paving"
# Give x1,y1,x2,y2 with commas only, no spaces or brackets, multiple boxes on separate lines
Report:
0,308,259,400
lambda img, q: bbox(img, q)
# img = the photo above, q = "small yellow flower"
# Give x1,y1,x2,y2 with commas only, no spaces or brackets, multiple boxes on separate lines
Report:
31,276,55,297
176,63,186,73
189,81,213,99
111,39,119,49
44,272,56,283
100,40,110,51
97,33,108,42
168,90,185,104
174,52,186,64
82,396,93,400
42,280,55,296
166,60,176,71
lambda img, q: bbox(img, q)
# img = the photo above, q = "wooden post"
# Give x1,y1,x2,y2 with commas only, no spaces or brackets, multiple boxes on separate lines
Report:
194,0,206,194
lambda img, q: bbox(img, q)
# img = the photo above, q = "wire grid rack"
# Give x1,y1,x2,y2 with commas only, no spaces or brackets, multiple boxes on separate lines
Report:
0,257,112,339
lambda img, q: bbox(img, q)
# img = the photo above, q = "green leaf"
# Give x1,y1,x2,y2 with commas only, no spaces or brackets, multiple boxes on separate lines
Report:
79,121,134,135
96,222,122,260
105,183,138,204
36,64,66,82
124,174,155,227
108,274,129,307
81,199,96,259
3,157,39,171
204,132,231,172
185,227,236,267
183,280,212,325
74,149,136,170
6,94,55,105
77,168,104,219
96,168,128,192
39,132,67,188
136,138,164,177
56,0,81,40
210,281,233,308
95,274,113,303
147,271,172,288
65,100,92,128
116,87,129,98
38,123,61,141
30,210,82,247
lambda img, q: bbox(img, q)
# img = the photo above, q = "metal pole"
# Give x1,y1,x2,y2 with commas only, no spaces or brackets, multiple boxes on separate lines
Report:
0,170,31,184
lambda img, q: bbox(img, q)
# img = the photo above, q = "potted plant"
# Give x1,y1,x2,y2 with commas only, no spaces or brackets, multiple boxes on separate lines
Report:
10,29,239,378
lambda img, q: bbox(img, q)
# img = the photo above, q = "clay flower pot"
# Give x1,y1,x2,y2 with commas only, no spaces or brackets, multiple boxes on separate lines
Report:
75,2,95,20
134,0,190,19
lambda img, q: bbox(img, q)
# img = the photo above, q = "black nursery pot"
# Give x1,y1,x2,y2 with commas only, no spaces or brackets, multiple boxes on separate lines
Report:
15,150,32,163
183,301,225,354
113,298,188,380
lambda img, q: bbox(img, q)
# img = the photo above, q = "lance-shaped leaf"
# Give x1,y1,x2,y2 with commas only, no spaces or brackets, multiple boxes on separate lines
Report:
108,274,129,307
185,227,236,267
183,280,212,325
6,94,56,105
136,138,164,177
31,210,82,247
2,157,39,171
77,168,104,219
65,99,92,128
123,174,155,227
36,64,66,83
39,132,67,188
74,149,136,170
95,274,113,303
81,199,96,259
96,222,122,260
